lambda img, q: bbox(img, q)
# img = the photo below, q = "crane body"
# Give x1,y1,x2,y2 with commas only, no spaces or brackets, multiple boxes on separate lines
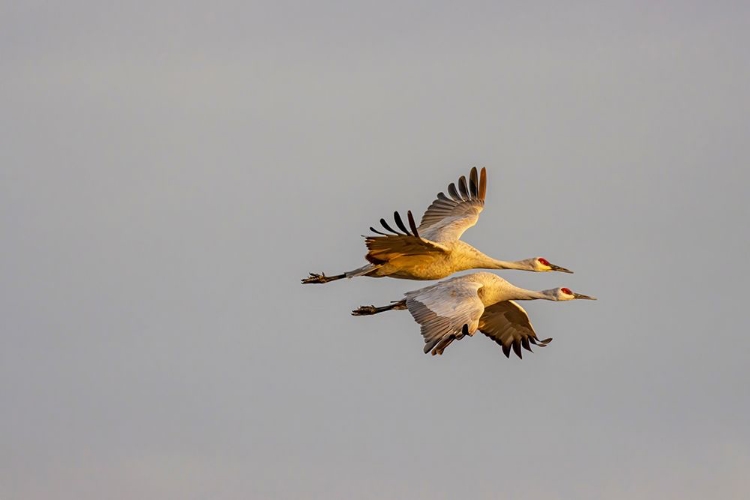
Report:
352,272,596,358
303,167,572,284
342,241,544,281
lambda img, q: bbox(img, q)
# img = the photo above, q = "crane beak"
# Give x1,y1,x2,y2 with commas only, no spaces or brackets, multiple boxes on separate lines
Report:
573,293,597,300
550,264,573,274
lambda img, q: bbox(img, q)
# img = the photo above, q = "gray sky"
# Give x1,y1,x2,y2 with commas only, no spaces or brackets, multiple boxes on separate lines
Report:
2,1,749,499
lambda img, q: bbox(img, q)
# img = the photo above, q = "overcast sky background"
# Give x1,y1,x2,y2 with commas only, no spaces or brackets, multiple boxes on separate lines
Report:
2,1,750,499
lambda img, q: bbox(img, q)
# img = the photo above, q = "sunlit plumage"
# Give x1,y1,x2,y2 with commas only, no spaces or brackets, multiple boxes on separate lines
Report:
302,167,572,284
352,272,596,358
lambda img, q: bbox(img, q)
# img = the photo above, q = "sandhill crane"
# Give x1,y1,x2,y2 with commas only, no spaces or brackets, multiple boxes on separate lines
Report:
352,272,596,358
302,167,571,284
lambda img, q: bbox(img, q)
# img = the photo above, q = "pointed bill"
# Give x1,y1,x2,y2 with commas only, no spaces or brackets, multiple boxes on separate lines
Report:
550,263,573,274
573,292,597,300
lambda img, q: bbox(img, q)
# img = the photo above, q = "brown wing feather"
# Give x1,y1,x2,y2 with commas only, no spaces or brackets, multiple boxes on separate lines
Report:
447,182,461,201
478,300,553,360
458,176,469,199
469,167,479,197
478,167,487,200
365,235,448,264
365,210,445,264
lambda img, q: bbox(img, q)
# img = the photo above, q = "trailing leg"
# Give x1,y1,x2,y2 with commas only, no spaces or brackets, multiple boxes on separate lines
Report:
301,272,347,284
301,264,379,284
351,299,407,316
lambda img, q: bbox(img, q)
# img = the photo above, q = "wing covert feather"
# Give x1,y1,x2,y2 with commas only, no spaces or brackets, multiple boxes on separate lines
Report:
405,280,484,354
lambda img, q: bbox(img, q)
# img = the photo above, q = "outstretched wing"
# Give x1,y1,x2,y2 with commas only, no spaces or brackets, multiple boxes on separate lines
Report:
405,278,485,355
478,301,553,359
364,210,449,264
418,167,487,243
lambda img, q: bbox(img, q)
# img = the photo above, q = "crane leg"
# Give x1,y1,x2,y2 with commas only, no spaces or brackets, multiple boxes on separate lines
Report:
351,299,407,316
301,272,347,284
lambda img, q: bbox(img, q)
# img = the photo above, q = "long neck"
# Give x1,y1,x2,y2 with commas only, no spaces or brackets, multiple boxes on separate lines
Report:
459,244,533,271
478,278,556,305
507,286,564,302
509,287,553,301
486,258,533,271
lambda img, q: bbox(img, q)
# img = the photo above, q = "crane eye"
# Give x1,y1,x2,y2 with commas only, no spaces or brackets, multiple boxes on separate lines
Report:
538,258,550,266
561,288,572,295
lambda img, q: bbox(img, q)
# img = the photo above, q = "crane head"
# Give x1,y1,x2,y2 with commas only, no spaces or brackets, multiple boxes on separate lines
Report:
535,257,573,274
554,287,597,301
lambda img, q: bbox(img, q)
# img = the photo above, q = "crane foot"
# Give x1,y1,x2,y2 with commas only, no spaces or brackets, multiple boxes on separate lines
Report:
301,272,339,284
351,300,407,316
352,305,378,316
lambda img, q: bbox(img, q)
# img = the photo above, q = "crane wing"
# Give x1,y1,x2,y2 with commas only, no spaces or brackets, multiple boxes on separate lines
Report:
478,301,553,359
417,167,487,243
405,279,485,355
365,236,448,264
364,210,449,264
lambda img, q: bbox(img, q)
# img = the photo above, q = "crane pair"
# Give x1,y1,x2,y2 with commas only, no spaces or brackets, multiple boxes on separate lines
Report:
303,167,596,359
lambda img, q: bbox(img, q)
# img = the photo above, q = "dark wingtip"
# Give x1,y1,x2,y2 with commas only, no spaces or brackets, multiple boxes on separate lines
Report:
458,176,469,199
368,226,389,236
512,340,522,359
407,210,420,238
393,211,409,234
469,167,479,198
447,182,460,201
379,218,401,235
521,337,532,352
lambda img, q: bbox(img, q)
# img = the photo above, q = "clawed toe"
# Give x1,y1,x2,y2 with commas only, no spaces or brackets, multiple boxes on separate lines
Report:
302,272,327,284
351,305,377,316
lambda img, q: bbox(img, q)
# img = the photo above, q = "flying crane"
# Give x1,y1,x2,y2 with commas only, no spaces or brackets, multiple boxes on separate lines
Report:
303,167,571,284
352,272,596,358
